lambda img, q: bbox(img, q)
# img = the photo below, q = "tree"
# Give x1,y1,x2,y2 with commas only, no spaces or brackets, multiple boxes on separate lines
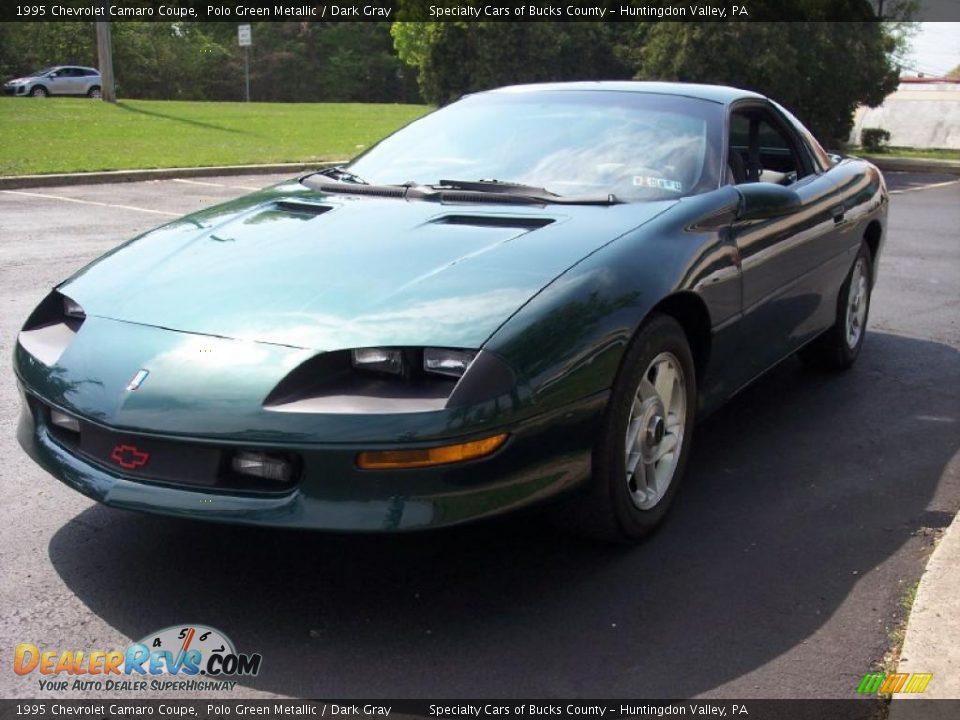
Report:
0,22,97,81
948,64,960,80
631,21,900,145
392,21,633,105
0,21,420,103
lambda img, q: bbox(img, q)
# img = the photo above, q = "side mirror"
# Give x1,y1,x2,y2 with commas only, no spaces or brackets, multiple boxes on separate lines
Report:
735,182,802,221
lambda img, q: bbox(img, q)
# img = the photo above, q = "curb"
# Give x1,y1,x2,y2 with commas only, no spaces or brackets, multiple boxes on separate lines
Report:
0,161,341,190
889,511,960,707
866,156,960,176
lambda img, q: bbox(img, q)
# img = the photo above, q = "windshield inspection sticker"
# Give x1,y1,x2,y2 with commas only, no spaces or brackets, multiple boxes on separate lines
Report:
633,176,683,193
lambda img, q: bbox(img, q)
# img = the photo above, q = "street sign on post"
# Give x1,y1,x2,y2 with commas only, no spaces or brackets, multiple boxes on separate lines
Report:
238,24,251,102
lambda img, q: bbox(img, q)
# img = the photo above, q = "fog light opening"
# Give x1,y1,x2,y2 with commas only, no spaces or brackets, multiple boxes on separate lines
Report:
356,433,509,470
231,451,294,483
50,409,80,434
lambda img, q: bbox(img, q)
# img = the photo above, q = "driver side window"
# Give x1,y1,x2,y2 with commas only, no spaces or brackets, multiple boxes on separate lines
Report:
728,109,807,187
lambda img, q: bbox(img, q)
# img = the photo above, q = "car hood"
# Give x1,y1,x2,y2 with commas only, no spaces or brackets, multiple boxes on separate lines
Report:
60,180,675,351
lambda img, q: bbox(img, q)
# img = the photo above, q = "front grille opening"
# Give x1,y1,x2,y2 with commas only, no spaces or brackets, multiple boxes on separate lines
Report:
39,402,300,494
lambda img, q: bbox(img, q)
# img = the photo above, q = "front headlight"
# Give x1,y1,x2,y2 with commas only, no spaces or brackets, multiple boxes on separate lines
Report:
63,296,85,319
265,347,515,414
350,347,477,379
17,291,86,366
351,347,404,375
423,348,476,378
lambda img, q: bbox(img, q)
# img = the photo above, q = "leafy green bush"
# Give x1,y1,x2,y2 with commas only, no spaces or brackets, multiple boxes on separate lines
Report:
861,128,892,152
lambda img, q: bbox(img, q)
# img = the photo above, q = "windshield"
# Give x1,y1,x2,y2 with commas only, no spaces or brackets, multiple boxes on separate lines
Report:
29,67,57,77
347,90,725,201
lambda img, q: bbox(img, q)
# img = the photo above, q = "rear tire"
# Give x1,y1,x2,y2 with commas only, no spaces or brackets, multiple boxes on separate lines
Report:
87,86,101,99
798,241,873,371
30,86,48,97
552,313,697,543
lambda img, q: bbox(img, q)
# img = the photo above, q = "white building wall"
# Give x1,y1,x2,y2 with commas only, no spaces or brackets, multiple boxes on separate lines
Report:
851,82,960,149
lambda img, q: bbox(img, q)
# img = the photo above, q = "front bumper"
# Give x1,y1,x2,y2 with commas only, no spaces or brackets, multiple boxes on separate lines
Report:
17,384,603,531
4,84,26,96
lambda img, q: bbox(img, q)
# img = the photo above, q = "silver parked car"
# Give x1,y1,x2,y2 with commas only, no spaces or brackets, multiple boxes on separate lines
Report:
3,66,101,98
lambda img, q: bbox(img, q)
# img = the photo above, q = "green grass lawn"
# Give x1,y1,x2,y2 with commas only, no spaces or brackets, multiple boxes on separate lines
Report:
0,98,431,176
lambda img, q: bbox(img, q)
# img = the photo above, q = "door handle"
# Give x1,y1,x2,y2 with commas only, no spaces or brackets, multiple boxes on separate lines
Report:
832,206,846,224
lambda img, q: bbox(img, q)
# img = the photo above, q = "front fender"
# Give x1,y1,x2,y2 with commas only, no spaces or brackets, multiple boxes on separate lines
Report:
483,187,743,413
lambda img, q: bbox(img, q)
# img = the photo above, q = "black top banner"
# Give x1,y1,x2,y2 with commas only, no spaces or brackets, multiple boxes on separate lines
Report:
3,0,959,23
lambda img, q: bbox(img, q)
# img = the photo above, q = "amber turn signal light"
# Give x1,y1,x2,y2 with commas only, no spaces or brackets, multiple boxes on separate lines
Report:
356,433,508,470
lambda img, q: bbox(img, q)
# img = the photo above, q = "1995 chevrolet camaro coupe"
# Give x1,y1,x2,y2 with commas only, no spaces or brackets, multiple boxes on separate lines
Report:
15,82,887,542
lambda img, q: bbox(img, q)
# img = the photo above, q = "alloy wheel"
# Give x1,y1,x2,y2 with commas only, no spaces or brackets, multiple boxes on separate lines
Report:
845,257,869,348
624,352,687,510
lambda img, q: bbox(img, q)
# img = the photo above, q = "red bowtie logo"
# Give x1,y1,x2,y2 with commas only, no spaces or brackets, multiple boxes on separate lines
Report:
110,444,150,470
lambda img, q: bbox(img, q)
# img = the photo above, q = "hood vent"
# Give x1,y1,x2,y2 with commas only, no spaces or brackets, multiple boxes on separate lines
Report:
431,215,555,230
274,200,334,217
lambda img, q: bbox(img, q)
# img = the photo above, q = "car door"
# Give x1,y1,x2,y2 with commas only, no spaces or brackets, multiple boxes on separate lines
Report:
45,69,72,95
78,69,99,94
64,68,87,94
725,101,847,386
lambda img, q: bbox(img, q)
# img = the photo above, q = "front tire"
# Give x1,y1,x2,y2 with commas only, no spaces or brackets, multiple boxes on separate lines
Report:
556,314,697,543
798,241,873,371
30,86,48,97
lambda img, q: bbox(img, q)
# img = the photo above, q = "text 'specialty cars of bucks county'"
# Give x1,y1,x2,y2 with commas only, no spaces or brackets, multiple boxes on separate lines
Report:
14,82,887,543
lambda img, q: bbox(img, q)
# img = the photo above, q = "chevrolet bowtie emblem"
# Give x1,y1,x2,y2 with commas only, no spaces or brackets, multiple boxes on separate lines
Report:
110,444,150,470
126,369,149,391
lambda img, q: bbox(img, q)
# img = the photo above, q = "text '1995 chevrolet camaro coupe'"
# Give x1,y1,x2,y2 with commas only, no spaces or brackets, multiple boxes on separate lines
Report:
15,82,887,542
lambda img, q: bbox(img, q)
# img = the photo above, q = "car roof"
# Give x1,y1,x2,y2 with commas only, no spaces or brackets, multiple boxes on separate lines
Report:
50,66,99,72
487,81,766,105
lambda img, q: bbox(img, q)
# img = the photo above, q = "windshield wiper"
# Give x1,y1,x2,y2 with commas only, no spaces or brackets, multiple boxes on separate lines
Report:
312,166,368,185
438,179,559,196
436,179,621,206
301,175,622,206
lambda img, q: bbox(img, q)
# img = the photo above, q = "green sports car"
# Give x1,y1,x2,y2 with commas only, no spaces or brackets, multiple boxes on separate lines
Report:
14,82,887,542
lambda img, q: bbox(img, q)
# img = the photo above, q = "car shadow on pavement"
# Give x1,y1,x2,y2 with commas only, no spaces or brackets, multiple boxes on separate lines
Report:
48,331,960,698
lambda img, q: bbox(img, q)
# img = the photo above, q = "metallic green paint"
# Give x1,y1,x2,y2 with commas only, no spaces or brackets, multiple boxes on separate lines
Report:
17,380,605,531
59,181,676,351
14,82,889,531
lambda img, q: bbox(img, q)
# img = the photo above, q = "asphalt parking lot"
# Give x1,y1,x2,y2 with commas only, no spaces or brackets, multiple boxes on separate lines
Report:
0,171,958,700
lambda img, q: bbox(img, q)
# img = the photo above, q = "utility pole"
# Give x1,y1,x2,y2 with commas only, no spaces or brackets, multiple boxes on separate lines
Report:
95,16,116,103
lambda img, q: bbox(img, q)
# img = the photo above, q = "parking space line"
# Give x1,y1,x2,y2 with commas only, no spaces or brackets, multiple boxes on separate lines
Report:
0,190,180,217
889,178,960,195
172,178,261,191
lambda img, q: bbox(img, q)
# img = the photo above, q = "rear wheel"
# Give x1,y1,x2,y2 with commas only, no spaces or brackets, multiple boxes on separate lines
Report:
555,314,697,543
30,86,48,97
87,86,101,99
798,241,873,370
